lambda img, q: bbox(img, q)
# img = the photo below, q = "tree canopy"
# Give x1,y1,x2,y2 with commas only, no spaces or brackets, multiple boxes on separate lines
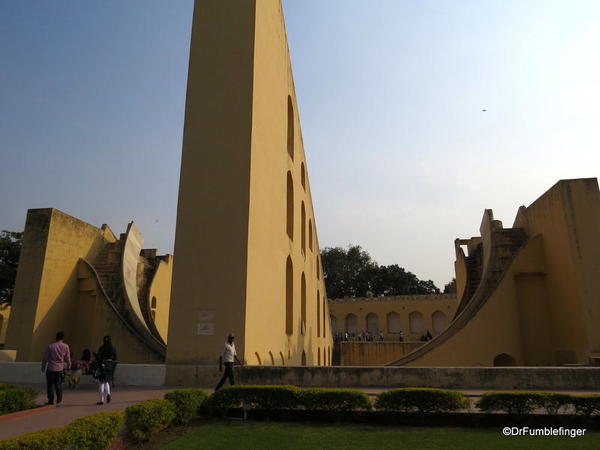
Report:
0,230,22,306
321,245,440,299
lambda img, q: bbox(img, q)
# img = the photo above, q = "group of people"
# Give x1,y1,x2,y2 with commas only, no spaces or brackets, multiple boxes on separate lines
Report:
334,331,388,342
41,332,117,406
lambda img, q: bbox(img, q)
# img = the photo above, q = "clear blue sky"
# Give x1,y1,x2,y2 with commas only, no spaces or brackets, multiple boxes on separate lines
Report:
2,1,599,289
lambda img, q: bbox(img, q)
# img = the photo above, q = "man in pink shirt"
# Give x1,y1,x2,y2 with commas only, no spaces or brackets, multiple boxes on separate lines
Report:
41,331,71,405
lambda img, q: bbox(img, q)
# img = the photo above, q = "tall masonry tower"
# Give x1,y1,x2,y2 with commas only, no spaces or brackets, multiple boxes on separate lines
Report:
166,0,332,376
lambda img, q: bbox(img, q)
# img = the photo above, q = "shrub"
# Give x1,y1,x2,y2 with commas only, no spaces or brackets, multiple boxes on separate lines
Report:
376,388,469,413
210,385,300,411
125,399,176,442
0,386,38,414
164,389,208,424
573,395,600,416
531,393,573,415
299,389,371,411
0,429,64,450
63,412,124,449
476,392,540,415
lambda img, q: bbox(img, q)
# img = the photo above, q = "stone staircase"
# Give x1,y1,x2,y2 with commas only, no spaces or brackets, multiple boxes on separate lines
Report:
91,239,124,312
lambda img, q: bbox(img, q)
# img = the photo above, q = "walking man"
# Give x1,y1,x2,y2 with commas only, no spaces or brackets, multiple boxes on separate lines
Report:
215,333,243,391
41,331,71,405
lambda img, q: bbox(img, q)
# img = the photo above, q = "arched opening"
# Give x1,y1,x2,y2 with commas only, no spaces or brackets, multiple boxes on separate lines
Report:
432,311,447,333
317,291,321,337
494,353,516,366
301,162,306,189
366,313,379,334
301,350,306,366
269,351,275,366
330,315,337,333
151,296,157,309
280,352,285,365
301,202,306,254
317,255,320,279
287,96,294,160
387,312,401,333
318,347,321,366
409,312,424,334
308,219,313,251
301,273,306,334
328,347,331,365
286,172,294,239
346,313,357,334
323,300,326,338
255,352,262,365
286,256,293,334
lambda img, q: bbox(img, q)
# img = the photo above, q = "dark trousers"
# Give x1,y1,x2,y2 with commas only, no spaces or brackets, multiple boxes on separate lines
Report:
215,362,235,391
46,370,63,403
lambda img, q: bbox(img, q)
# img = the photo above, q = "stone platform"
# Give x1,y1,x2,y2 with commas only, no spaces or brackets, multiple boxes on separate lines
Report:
3,363,600,390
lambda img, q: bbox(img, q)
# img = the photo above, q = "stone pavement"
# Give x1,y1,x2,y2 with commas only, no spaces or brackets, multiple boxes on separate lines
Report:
0,384,192,440
1,384,600,441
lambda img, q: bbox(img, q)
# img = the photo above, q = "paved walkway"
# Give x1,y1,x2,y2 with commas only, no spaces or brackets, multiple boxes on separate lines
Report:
1,384,599,441
0,384,190,440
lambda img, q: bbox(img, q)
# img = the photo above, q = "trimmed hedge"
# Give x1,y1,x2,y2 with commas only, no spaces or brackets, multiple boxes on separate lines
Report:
210,385,300,411
0,412,123,450
573,395,600,416
164,389,207,424
0,386,38,415
300,389,371,411
532,393,573,415
0,429,64,450
477,392,538,415
125,399,176,442
63,412,124,449
376,388,469,413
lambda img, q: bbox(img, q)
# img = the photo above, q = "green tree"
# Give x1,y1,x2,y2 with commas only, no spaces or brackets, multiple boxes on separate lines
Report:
443,278,457,294
321,245,440,298
0,230,23,306
320,245,376,298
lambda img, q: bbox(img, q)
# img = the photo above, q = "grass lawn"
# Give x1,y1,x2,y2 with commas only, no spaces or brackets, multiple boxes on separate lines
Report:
161,422,600,449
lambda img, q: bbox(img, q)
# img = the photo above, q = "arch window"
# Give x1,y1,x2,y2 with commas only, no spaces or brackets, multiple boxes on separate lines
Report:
318,347,321,366
409,311,424,334
366,313,379,334
301,273,307,333
151,296,157,309
323,301,327,338
287,96,294,160
286,256,293,334
301,350,306,366
387,312,401,333
301,202,306,254
346,313,358,334
316,255,320,279
308,219,313,251
280,352,285,365
317,291,321,337
286,172,294,239
301,162,306,189
432,311,447,333
328,347,331,365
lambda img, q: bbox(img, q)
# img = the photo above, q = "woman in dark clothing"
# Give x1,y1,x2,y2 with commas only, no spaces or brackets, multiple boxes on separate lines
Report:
94,336,117,405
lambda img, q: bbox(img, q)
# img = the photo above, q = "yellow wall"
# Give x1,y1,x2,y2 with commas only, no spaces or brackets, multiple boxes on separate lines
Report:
397,178,600,367
167,0,332,369
329,294,457,342
0,305,10,345
6,209,112,361
148,256,173,344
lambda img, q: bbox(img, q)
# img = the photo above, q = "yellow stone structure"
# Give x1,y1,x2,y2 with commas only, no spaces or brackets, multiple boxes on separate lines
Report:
0,305,10,345
329,294,458,341
166,0,332,370
4,208,171,363
390,178,600,367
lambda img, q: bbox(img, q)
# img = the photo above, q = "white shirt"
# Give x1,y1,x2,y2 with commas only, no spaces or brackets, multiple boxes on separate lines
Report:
223,342,236,363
